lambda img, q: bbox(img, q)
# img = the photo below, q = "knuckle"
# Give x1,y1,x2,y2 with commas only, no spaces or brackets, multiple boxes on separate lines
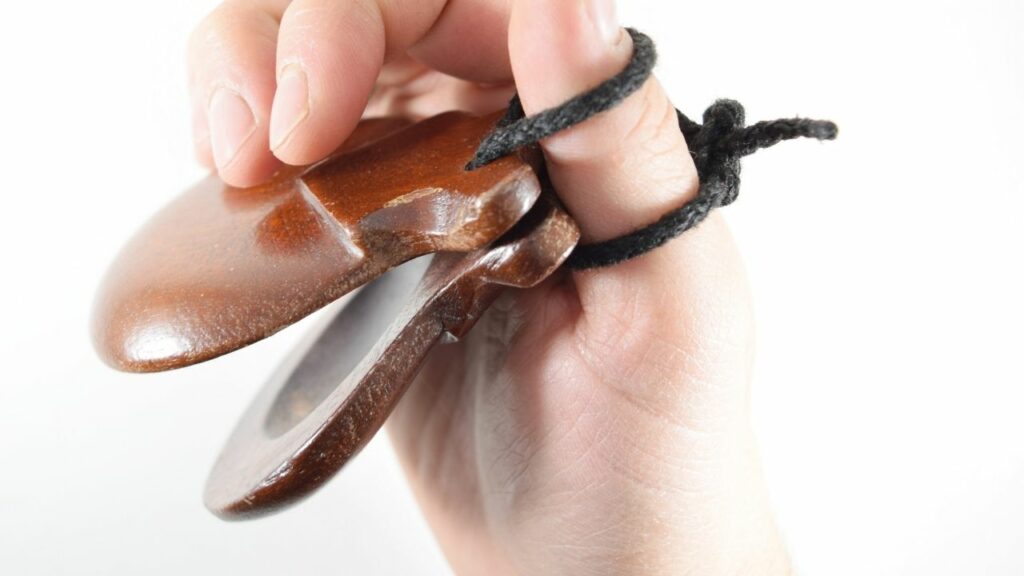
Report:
187,7,239,81
619,83,699,194
626,84,684,160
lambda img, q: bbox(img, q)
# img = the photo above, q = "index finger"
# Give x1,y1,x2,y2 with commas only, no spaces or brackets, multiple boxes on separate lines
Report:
269,0,515,166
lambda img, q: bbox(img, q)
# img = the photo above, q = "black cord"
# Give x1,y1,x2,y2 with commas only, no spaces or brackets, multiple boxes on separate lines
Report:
466,28,838,270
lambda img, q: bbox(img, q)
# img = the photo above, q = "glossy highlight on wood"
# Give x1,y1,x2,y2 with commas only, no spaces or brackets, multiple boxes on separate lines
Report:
92,112,541,372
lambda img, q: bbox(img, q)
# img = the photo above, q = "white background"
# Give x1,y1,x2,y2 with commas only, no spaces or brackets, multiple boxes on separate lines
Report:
1,0,1022,574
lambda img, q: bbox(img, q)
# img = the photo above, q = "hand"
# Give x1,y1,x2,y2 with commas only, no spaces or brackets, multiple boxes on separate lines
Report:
188,0,790,574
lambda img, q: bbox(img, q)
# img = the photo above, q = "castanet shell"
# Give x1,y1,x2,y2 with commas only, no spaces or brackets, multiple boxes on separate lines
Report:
204,195,579,519
91,112,542,372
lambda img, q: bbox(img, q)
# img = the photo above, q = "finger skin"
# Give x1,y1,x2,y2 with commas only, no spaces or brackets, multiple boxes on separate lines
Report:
508,0,714,369
191,0,515,181
270,0,513,165
387,0,786,573
185,0,788,572
191,103,213,169
187,0,289,186
407,0,514,82
268,0,394,164
509,0,699,243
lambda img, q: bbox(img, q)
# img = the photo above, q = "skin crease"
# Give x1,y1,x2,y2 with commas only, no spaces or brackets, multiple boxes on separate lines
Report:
188,0,792,574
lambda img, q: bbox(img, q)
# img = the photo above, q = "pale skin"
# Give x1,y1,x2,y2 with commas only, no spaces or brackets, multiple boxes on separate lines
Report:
189,0,791,573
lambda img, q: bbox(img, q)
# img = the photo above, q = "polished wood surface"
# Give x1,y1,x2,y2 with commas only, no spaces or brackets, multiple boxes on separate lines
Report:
92,112,541,372
204,195,579,519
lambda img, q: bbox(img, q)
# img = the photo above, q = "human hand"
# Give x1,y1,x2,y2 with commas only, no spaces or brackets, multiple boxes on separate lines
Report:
188,0,790,574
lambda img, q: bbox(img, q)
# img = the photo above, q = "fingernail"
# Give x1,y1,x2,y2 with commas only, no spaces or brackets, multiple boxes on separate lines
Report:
585,0,620,45
270,64,310,152
208,88,256,169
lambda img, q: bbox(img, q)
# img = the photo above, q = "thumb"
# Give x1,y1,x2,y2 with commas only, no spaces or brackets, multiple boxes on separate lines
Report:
508,0,698,244
508,0,754,401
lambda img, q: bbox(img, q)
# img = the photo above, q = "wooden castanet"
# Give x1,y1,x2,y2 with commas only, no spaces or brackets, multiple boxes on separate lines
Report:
204,196,579,519
92,112,542,372
92,110,580,520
